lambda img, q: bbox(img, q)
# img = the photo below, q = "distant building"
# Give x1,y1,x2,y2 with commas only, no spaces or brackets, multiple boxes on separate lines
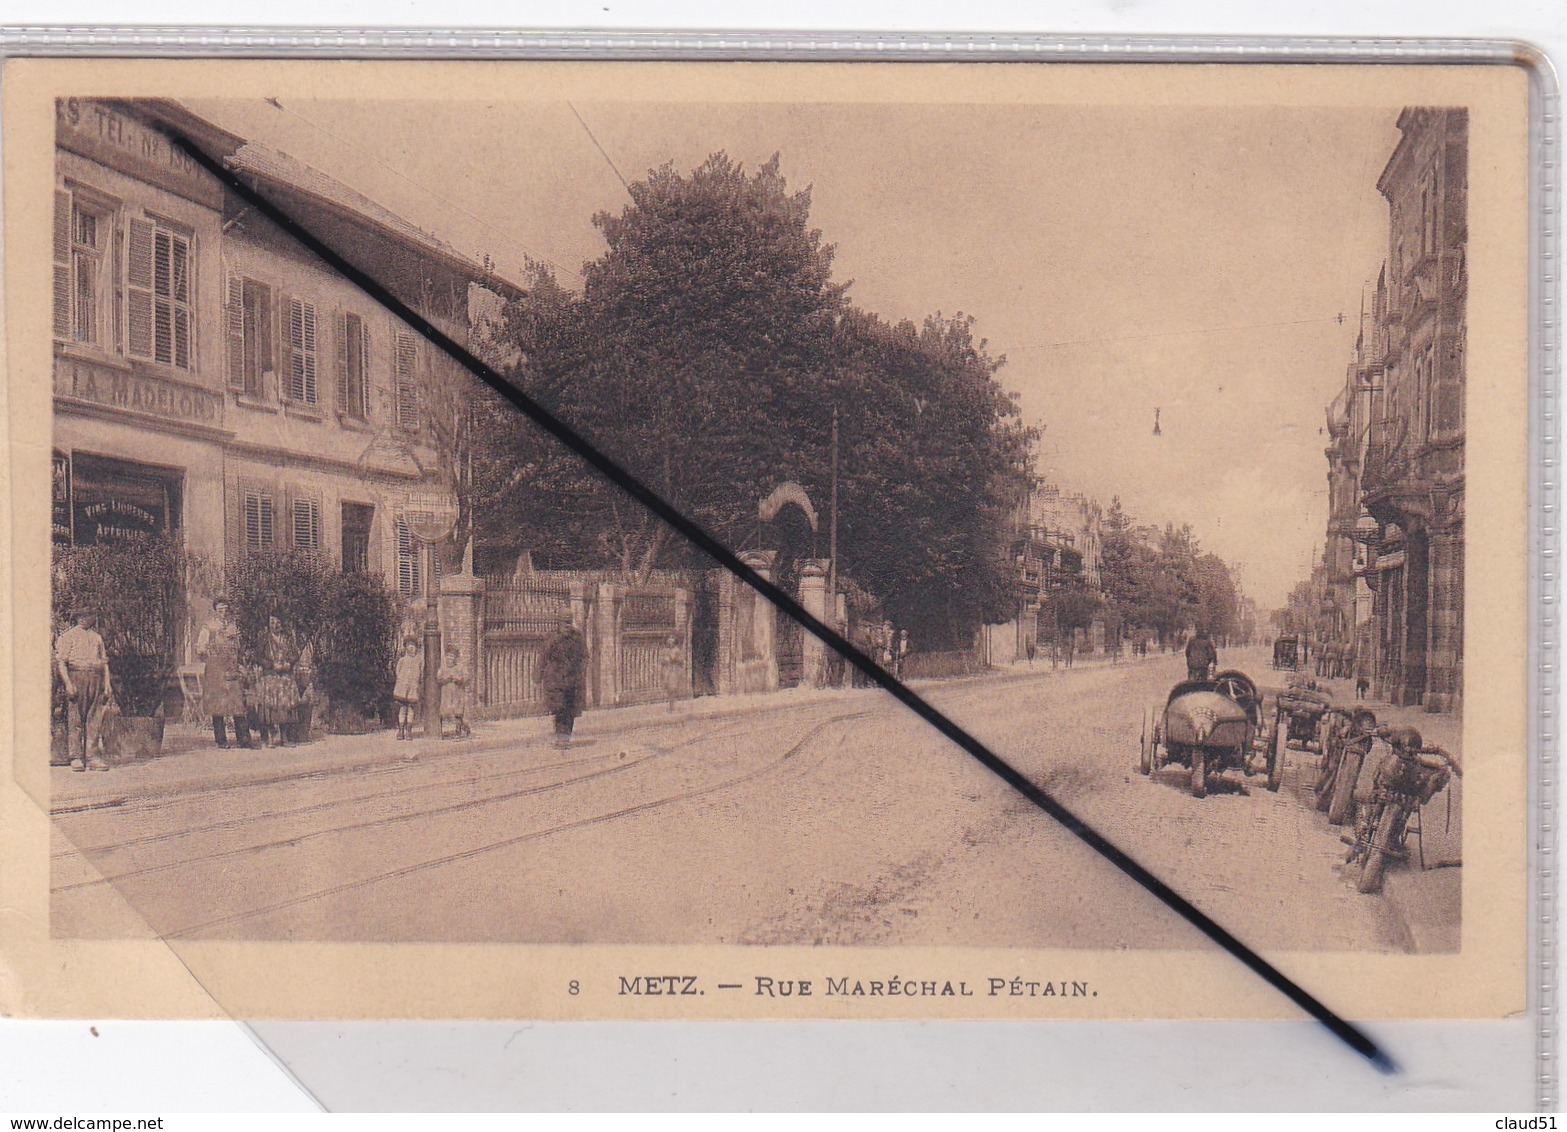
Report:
1013,483,1106,652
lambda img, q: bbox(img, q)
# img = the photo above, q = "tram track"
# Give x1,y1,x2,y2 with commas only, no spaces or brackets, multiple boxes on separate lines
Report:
159,709,857,939
50,716,762,860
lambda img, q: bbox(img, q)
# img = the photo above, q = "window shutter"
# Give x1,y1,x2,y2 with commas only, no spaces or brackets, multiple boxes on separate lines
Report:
396,516,420,597
279,293,295,400
125,218,154,359
170,233,191,369
151,229,174,364
225,271,246,390
288,298,304,401
244,493,262,555
53,191,71,339
359,319,372,418
335,311,350,413
293,498,320,555
288,298,318,404
395,330,418,429
302,301,317,404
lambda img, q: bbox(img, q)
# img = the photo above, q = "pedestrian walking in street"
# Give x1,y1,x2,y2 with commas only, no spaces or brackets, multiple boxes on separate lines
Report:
897,629,909,677
1185,627,1217,681
55,609,113,772
1354,649,1372,699
437,644,471,739
196,598,250,749
540,614,587,749
393,637,422,740
661,634,684,712
1025,636,1036,667
253,614,301,748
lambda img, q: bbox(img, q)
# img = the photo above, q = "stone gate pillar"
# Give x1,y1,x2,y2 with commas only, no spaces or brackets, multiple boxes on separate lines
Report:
438,566,485,713
741,550,778,694
593,581,622,709
797,559,829,687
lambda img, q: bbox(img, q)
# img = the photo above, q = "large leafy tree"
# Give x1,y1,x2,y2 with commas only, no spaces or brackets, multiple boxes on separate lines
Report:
477,152,1034,647
1192,551,1240,643
502,153,843,582
829,308,1034,647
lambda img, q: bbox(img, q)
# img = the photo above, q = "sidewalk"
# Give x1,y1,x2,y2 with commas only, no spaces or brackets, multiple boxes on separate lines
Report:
50,681,862,812
51,650,1153,812
1304,670,1464,952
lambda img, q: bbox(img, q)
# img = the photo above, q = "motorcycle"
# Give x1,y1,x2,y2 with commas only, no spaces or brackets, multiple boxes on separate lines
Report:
1343,726,1462,894
1314,705,1378,825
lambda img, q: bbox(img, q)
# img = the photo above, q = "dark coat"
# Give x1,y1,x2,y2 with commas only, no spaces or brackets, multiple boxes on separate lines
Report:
1185,635,1217,671
539,628,587,716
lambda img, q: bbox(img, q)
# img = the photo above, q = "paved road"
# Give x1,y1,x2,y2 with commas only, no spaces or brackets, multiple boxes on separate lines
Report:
51,647,1406,950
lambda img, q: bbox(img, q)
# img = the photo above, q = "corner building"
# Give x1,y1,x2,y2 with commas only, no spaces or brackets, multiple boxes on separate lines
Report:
53,98,506,670
1362,107,1467,711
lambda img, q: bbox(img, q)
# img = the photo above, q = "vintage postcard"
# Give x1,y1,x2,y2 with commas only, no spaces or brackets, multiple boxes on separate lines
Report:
0,58,1531,1022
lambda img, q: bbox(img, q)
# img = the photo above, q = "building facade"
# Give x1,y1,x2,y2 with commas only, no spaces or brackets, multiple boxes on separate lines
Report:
52,99,503,676
1012,483,1106,654
1322,107,1467,711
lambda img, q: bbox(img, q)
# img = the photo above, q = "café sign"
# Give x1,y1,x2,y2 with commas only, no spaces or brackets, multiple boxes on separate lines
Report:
55,356,224,430
55,99,222,210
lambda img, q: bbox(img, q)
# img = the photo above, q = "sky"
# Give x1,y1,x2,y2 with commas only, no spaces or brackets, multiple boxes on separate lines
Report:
185,95,1399,610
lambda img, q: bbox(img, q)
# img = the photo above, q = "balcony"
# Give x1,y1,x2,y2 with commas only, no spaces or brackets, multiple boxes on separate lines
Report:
1361,414,1410,498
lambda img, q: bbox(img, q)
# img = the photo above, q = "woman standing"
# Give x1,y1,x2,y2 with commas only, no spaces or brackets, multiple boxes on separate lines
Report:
196,598,249,748
661,634,684,712
254,614,300,748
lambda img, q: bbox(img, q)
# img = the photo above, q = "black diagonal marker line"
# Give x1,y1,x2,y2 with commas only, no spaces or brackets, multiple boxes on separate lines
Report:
170,129,1392,1073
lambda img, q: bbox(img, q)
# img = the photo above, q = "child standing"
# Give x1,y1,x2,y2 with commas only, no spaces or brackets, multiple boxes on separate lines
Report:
393,637,421,740
437,644,471,739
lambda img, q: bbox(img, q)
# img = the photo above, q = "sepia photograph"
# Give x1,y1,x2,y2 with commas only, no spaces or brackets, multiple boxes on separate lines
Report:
1,60,1529,1021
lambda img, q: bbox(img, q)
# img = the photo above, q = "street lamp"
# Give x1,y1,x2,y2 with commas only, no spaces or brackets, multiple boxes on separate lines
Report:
406,488,458,738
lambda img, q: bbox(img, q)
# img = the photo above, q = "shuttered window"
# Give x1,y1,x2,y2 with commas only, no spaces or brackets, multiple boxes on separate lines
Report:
53,190,112,346
337,311,370,418
292,498,321,554
224,274,273,397
285,297,319,405
126,217,193,369
396,516,422,597
244,492,276,555
394,330,419,430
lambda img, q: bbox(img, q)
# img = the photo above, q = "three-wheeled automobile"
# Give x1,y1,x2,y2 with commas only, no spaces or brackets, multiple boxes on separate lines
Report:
1272,634,1301,670
1139,669,1277,798
1272,676,1332,768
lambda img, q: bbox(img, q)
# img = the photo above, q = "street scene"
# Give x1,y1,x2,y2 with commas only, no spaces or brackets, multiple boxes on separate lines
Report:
51,645,1456,950
47,96,1465,953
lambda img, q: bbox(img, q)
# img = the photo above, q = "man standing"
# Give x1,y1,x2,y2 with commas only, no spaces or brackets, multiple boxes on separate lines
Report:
55,609,112,772
540,613,587,749
196,598,249,749
1185,627,1217,681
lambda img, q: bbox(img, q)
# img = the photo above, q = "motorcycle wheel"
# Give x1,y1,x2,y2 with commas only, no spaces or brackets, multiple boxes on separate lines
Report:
1327,746,1363,826
1190,749,1207,799
1357,804,1403,894
1266,722,1285,792
1314,718,1339,800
